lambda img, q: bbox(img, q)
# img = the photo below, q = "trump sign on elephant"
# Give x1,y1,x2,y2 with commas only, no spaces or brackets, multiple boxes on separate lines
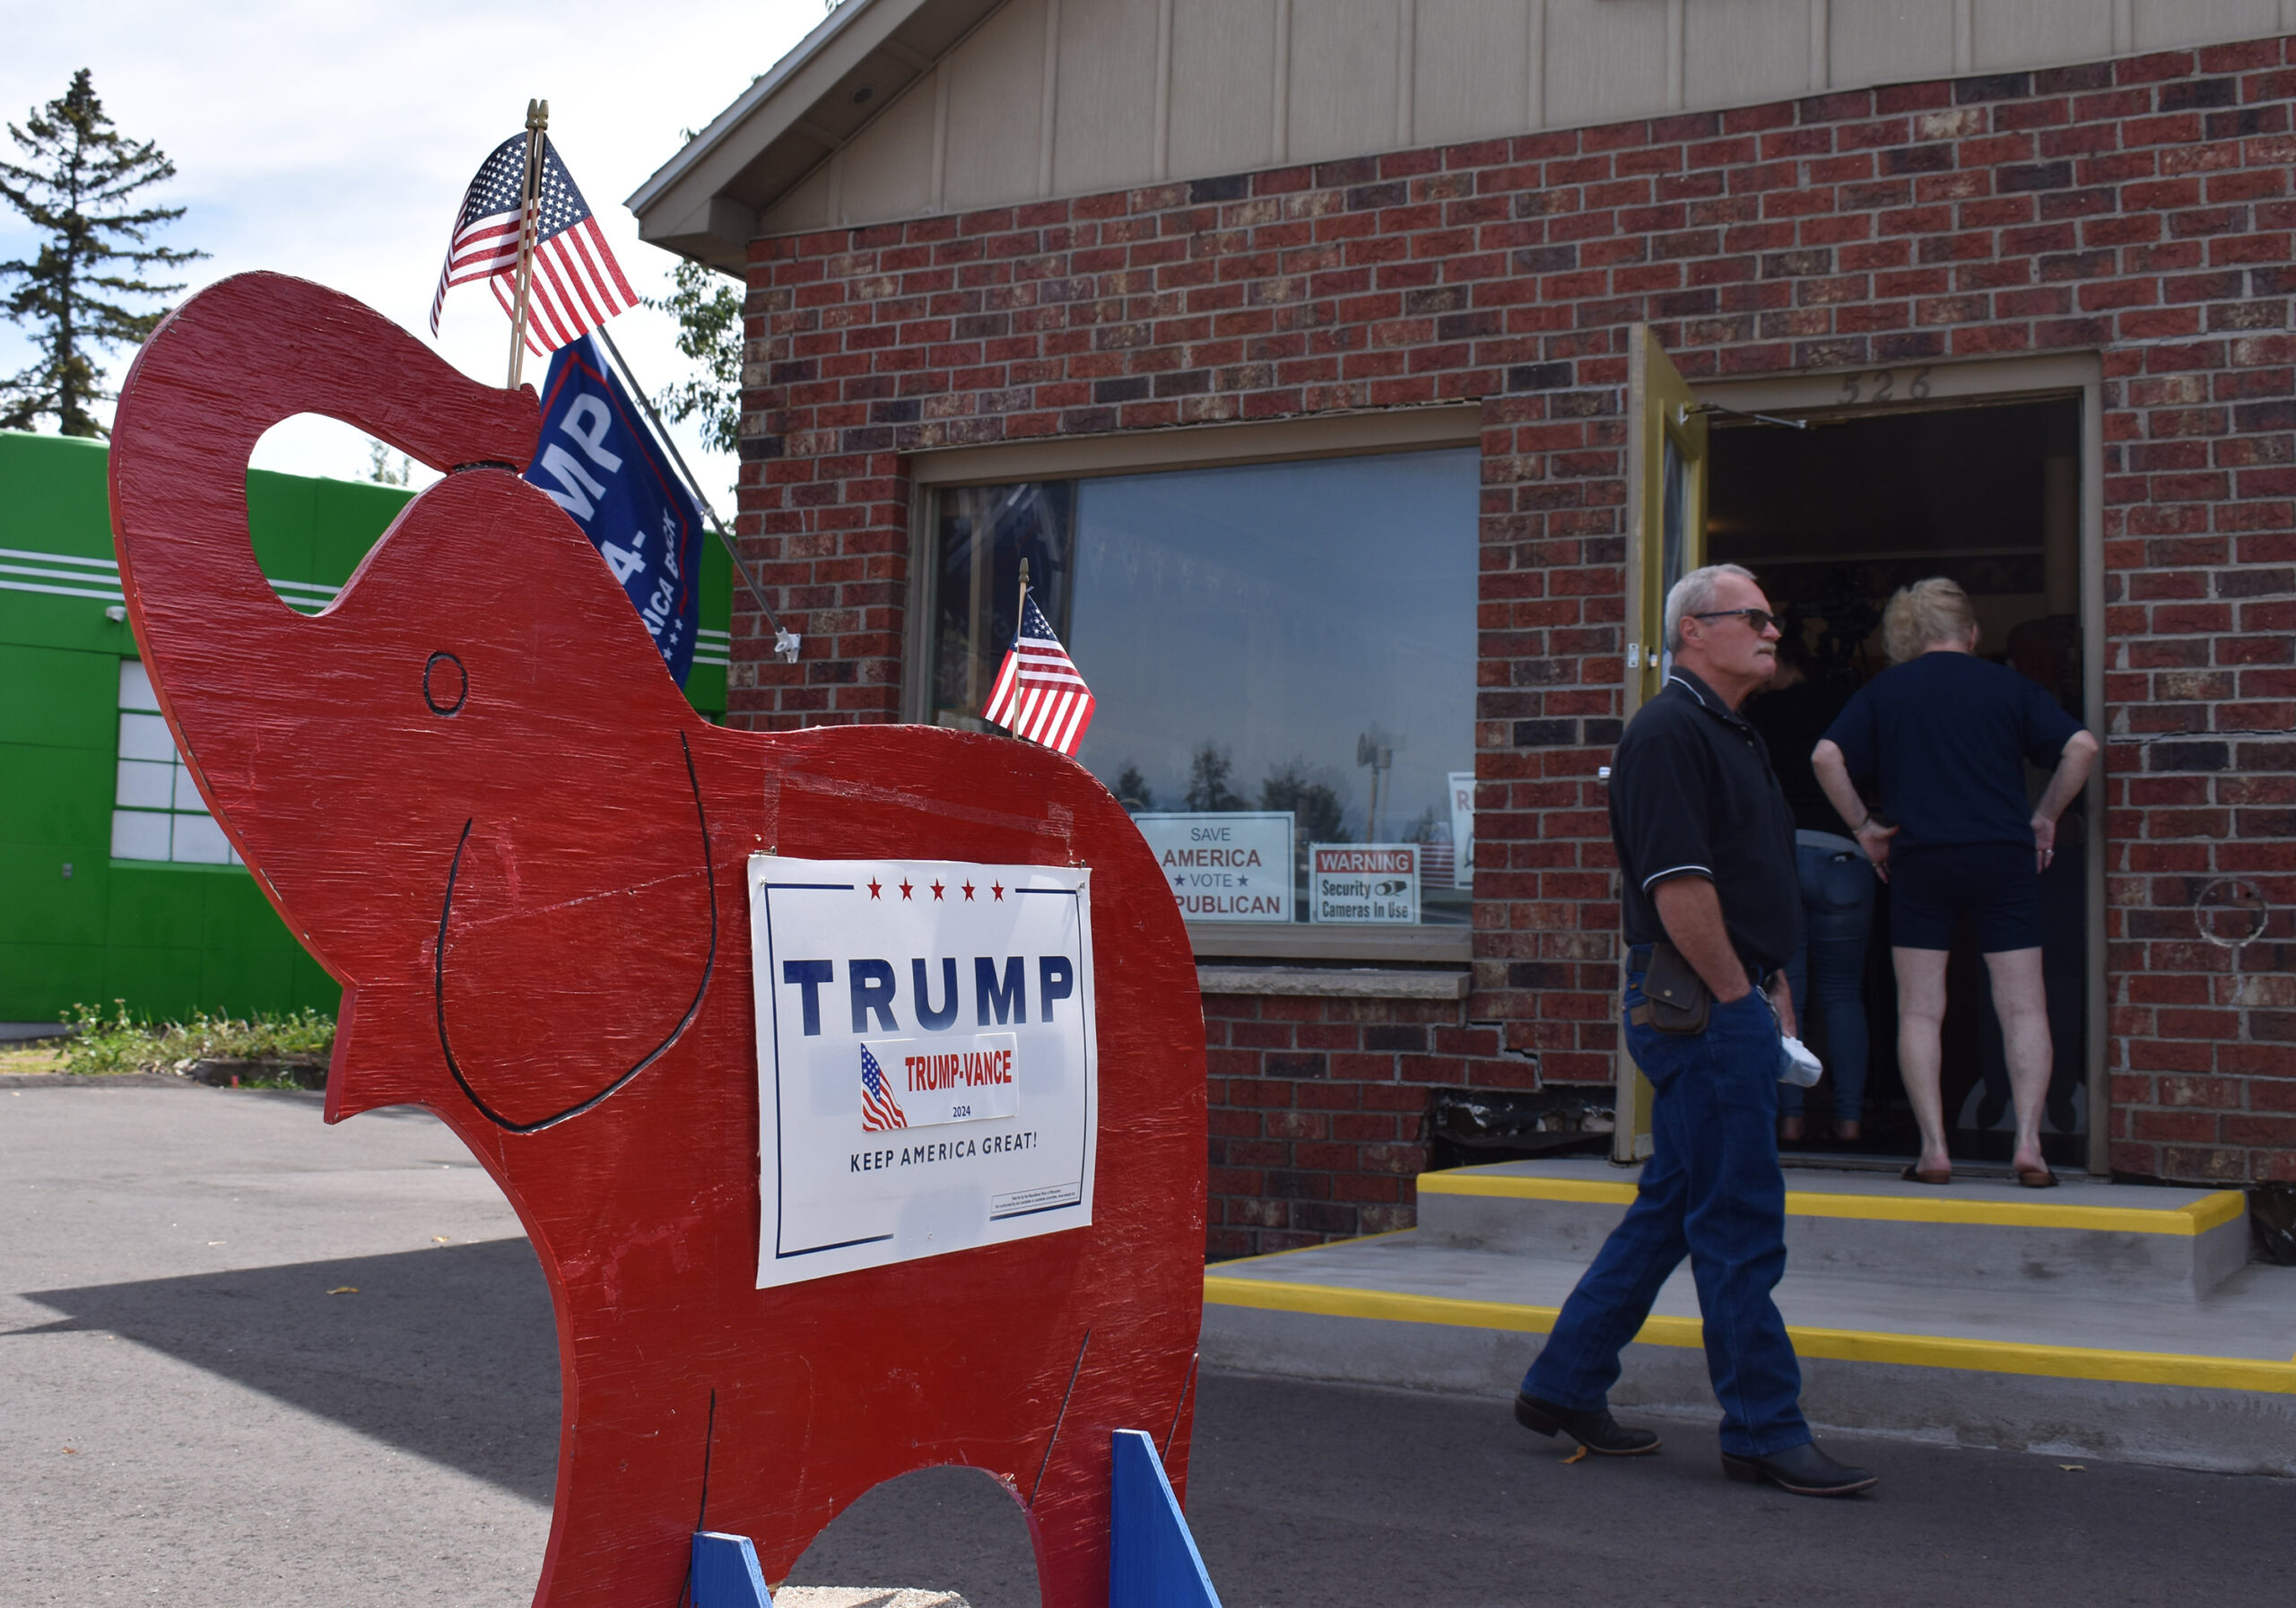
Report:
106,272,1207,1608
750,856,1097,1288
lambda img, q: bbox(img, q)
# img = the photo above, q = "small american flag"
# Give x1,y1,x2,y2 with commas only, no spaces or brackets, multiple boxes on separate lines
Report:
430,132,638,354
859,1044,908,1133
982,588,1096,756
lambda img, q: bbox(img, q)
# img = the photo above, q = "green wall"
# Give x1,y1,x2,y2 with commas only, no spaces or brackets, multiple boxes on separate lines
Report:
0,429,730,1025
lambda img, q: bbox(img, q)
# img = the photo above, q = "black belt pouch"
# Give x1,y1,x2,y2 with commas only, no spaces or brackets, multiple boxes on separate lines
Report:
1640,940,1710,1036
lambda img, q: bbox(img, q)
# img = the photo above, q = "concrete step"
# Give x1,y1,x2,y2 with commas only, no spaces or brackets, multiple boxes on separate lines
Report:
1199,1218,2296,1476
1418,1158,2252,1301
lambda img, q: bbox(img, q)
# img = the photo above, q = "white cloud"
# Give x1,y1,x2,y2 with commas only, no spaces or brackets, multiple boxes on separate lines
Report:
0,0,831,508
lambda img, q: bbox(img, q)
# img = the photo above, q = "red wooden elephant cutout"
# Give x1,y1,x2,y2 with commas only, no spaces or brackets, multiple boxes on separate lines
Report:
108,271,1206,1608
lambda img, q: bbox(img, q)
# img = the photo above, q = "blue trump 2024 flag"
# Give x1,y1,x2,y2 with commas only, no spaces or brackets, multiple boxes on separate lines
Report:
524,335,704,683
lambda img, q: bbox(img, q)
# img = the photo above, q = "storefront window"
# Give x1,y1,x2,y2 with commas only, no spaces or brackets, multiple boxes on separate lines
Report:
927,448,1478,926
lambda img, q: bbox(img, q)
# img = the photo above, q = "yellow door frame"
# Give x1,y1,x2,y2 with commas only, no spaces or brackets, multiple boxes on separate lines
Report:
1612,326,1709,1163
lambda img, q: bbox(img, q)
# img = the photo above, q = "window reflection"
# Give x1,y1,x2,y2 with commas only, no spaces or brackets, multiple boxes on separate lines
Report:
932,481,1078,730
928,449,1477,925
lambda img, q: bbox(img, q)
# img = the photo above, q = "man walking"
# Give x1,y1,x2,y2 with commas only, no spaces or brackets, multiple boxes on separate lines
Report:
1514,563,1876,1498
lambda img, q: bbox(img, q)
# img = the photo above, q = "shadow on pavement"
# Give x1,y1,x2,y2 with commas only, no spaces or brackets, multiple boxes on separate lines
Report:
13,1239,561,1504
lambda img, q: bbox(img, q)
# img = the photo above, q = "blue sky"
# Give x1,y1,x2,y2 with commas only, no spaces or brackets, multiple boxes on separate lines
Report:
0,0,833,505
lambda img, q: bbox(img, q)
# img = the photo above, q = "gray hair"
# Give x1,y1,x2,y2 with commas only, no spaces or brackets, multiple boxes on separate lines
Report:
1663,563,1758,653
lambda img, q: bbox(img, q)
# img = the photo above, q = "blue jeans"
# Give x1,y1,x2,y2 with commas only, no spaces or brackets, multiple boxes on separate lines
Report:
1520,979,1810,1457
1780,841,1876,1121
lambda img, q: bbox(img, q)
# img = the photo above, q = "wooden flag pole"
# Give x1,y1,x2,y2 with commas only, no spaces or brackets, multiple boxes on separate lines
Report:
1017,558,1030,634
505,99,549,389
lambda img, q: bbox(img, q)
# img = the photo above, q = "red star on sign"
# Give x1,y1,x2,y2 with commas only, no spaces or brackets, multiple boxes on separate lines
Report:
992,882,1004,900
961,882,976,900
867,880,882,900
899,881,914,900
930,881,945,900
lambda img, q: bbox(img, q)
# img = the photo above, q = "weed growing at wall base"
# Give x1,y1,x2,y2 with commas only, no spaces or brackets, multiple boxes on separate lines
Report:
58,1001,334,1080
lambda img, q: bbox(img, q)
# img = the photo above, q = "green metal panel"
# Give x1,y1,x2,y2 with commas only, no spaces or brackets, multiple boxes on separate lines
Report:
687,528,732,721
105,863,211,949
100,946,204,1021
0,430,110,559
0,942,105,1022
201,865,298,952
0,743,110,843
290,947,343,1013
200,947,299,1013
0,642,117,749
0,841,109,946
243,468,317,596
309,474,421,585
0,589,135,656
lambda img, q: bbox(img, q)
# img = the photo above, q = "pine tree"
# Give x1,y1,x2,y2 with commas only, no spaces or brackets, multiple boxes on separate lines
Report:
0,69,203,437
1184,744,1245,813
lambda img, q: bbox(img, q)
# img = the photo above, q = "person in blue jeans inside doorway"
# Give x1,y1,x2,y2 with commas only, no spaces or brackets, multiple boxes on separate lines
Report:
1515,563,1876,1498
1746,627,1874,1143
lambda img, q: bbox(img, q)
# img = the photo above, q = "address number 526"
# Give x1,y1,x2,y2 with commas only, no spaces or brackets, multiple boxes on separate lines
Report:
1837,367,1933,405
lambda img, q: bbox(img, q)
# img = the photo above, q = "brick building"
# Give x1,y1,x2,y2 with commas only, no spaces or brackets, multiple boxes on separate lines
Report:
633,0,2295,1256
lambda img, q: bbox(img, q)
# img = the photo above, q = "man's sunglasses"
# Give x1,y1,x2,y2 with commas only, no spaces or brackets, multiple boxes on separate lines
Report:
1689,607,1781,634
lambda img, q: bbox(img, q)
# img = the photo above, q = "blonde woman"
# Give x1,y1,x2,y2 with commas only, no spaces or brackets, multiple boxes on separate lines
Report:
1810,579,2098,1186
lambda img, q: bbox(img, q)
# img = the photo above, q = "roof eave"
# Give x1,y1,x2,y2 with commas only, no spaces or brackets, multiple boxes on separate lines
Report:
628,0,999,272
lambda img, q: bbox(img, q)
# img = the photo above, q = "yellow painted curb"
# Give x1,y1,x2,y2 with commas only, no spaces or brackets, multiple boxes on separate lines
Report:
1414,1170,2248,1238
1201,1275,2296,1396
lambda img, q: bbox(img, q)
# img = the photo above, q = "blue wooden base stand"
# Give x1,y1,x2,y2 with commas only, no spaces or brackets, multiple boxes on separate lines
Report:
1109,1429,1222,1608
691,1531,775,1607
688,1430,1222,1608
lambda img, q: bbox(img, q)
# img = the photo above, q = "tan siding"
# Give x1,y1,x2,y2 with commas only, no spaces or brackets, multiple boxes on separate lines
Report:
839,71,938,225
1542,0,1670,131
760,163,833,237
2136,0,2281,51
1289,0,1405,162
1053,0,1163,196
1829,0,1957,88
1973,0,2112,68
1683,0,1818,109
1168,0,1282,180
1412,0,1531,146
944,0,1047,210
713,0,2296,245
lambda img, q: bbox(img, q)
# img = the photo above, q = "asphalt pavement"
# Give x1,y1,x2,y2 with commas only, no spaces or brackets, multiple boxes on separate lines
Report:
3,1082,2286,1607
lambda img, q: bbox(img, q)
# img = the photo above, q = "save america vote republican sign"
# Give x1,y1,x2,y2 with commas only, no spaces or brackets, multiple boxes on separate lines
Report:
748,856,1098,1289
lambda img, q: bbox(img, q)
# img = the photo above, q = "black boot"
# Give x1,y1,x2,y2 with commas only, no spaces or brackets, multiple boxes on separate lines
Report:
1721,1439,1877,1497
1513,1392,1661,1456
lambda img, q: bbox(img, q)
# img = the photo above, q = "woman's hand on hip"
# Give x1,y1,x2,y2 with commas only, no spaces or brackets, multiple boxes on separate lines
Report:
2031,812,2057,874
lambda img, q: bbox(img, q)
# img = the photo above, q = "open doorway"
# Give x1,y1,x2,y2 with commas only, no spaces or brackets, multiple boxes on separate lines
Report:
1705,395,2090,1171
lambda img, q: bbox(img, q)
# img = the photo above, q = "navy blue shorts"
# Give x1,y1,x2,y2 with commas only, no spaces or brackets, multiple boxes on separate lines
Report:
1889,841,2041,953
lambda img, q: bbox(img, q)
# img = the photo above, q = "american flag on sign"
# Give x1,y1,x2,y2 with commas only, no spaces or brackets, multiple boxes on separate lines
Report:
981,589,1096,756
859,1044,908,1134
430,133,639,354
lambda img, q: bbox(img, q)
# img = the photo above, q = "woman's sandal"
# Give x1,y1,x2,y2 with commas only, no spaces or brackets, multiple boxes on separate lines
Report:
2015,1165,2059,1188
1900,1163,1952,1186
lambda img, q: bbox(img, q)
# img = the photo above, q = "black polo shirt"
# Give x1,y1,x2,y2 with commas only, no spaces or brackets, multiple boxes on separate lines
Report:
1609,667,1801,972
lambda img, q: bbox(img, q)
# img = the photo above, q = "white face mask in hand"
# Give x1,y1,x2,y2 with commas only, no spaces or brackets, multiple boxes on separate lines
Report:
1779,1035,1823,1088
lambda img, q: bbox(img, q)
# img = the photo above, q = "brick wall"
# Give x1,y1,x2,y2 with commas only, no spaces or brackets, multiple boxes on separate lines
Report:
1202,990,1543,1259
734,38,2296,1196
